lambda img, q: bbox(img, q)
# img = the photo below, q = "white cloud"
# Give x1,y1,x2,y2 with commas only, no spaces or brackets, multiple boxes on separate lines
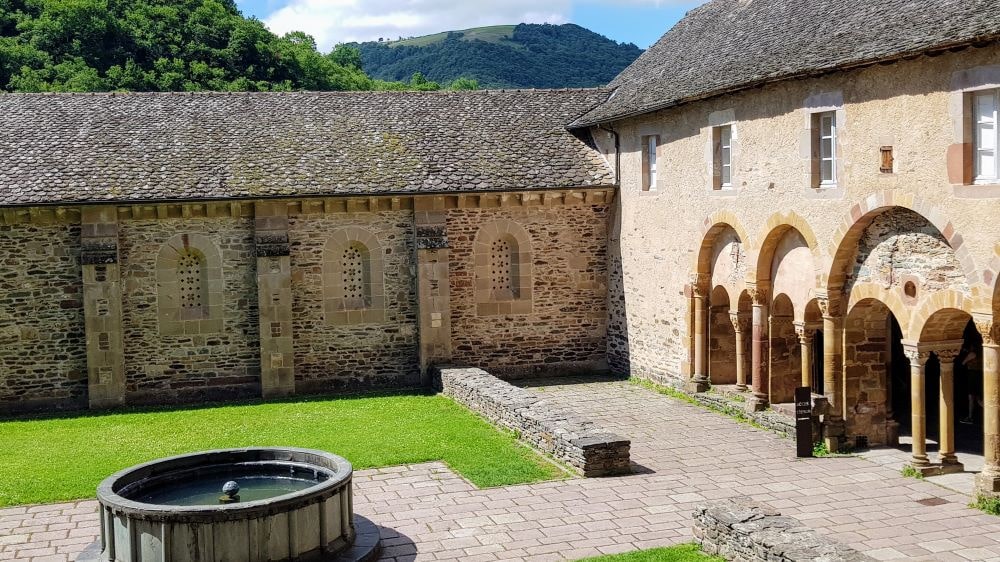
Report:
264,0,571,51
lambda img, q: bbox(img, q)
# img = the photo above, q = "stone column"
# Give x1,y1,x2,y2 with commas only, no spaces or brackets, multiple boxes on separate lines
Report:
414,199,452,385
731,313,750,391
688,273,711,393
818,294,843,416
81,206,126,409
795,322,814,390
747,286,769,411
977,319,1000,497
936,347,962,468
904,346,931,468
254,201,295,398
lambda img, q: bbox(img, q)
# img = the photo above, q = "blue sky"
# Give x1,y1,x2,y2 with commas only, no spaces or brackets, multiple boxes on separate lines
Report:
234,1,705,52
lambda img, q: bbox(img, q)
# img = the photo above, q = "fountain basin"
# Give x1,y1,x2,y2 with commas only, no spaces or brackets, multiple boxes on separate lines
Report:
80,447,379,562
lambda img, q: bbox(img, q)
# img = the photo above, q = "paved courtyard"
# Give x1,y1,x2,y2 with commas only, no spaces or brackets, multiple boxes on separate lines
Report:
3,378,999,561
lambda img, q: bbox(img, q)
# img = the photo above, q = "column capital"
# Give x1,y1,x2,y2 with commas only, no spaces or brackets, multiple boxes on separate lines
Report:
794,321,814,343
816,293,842,318
730,312,750,333
935,348,962,364
902,344,932,366
975,317,998,346
689,272,710,298
747,286,768,306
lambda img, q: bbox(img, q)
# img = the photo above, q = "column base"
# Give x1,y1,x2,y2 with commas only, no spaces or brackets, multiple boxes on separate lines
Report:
745,395,768,412
976,472,1000,497
912,462,964,477
822,418,846,453
686,378,710,393
735,384,748,392
262,385,295,399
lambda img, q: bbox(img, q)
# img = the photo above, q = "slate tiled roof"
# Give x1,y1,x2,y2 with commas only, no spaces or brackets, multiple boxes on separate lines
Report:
0,89,614,206
572,0,1000,127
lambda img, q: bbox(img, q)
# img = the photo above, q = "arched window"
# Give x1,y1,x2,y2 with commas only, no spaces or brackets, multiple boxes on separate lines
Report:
156,234,223,335
475,220,532,315
323,228,385,325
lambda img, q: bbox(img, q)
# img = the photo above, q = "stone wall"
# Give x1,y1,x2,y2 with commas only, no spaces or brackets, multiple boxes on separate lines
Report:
448,205,609,378
693,498,873,562
288,211,420,392
119,217,261,404
435,366,630,476
0,223,87,413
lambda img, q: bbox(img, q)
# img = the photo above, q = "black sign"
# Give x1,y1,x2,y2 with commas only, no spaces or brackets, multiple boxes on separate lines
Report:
795,386,813,458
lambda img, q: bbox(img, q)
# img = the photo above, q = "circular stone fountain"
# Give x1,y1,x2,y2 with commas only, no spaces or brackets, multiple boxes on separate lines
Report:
78,447,380,562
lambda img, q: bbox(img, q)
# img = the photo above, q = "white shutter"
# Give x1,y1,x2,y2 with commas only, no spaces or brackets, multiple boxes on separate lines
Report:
976,91,998,181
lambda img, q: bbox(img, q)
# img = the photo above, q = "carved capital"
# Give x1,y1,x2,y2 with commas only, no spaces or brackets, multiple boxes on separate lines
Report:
976,319,997,346
817,295,841,318
935,348,962,364
689,272,710,299
794,321,814,343
747,286,768,306
903,346,932,366
730,313,750,333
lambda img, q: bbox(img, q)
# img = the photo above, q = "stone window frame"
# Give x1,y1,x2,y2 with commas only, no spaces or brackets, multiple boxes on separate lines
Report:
641,134,659,192
949,64,1000,196
474,219,533,316
707,108,738,193
323,227,385,325
800,91,846,197
156,233,224,336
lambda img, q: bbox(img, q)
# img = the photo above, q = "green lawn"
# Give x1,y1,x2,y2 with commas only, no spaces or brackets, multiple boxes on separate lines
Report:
0,392,565,507
579,544,724,562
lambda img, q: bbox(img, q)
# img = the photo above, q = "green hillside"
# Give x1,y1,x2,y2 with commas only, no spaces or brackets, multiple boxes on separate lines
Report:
391,25,517,48
356,23,642,89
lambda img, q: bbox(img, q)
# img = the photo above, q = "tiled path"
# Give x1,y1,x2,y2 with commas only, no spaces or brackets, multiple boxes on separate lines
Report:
4,378,1000,561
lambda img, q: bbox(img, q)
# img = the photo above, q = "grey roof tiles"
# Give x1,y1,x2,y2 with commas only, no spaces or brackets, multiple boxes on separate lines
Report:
572,0,1000,127
0,89,615,206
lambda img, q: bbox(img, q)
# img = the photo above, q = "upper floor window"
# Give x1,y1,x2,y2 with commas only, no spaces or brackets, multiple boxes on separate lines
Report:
642,135,659,191
812,111,838,187
974,89,998,183
713,125,733,189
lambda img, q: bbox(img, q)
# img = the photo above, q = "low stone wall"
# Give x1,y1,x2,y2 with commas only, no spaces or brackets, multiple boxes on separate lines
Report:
435,367,630,476
693,498,873,562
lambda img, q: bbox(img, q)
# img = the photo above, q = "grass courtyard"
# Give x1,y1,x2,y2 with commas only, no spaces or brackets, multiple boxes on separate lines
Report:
580,544,724,561
0,391,565,507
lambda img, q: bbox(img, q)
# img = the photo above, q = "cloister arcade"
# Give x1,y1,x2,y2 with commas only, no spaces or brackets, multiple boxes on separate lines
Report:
688,198,1000,498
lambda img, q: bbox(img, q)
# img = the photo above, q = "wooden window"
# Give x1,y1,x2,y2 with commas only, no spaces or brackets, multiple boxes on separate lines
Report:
713,125,733,189
641,135,659,191
975,89,999,183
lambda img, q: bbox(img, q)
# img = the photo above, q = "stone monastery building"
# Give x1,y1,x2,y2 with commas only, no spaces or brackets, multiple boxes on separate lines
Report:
2,0,1000,498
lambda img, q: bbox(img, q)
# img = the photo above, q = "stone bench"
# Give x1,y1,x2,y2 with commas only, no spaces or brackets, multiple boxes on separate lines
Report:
693,498,874,562
434,367,630,477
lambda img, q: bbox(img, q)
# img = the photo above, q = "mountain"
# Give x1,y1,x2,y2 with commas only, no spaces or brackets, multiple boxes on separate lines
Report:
355,23,643,89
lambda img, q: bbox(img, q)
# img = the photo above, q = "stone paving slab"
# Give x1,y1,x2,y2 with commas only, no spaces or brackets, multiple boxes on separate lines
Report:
3,378,999,561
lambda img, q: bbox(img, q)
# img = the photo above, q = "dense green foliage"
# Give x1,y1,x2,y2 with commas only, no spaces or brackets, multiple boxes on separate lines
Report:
0,0,476,92
356,23,643,89
0,392,564,506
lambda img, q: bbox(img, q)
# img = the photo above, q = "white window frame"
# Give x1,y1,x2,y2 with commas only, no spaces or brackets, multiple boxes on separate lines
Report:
818,112,837,186
718,125,732,189
974,89,999,184
643,135,659,191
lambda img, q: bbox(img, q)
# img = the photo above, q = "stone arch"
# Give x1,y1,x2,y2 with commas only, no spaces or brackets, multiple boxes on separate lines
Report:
695,213,752,274
156,233,224,335
825,191,978,298
756,224,818,318
847,282,913,340
474,219,532,315
917,303,974,344
323,227,385,325
751,212,822,288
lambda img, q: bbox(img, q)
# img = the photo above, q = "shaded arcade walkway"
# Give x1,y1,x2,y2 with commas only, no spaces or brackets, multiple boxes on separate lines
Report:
3,378,1000,561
